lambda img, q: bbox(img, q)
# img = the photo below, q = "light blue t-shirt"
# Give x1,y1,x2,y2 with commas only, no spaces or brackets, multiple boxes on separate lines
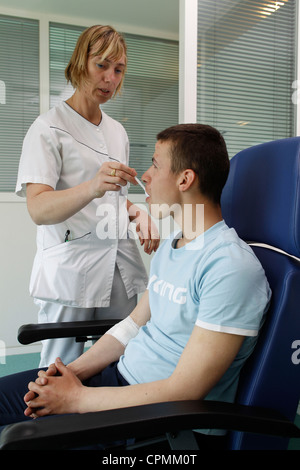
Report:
118,221,271,406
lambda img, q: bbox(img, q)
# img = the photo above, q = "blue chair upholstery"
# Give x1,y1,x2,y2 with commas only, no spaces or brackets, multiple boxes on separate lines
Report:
221,137,300,256
221,137,300,449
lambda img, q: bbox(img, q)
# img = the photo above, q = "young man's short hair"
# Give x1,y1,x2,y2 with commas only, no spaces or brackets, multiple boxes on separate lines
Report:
157,124,230,205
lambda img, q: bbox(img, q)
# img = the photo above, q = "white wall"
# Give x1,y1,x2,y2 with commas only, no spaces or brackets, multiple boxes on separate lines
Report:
0,194,39,354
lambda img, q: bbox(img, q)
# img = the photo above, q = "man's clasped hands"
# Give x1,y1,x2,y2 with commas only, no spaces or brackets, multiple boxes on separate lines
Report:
24,358,83,418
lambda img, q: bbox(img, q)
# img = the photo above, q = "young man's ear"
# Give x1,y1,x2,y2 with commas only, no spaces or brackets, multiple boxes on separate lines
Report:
178,169,196,192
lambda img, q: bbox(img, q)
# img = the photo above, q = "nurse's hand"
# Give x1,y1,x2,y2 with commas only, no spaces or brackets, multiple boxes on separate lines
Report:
91,162,137,199
135,213,160,254
127,201,160,254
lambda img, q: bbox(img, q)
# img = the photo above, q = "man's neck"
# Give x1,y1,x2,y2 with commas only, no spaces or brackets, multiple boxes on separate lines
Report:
175,201,222,248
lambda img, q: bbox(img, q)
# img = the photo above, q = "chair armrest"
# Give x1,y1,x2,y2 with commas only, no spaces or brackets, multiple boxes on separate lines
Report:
17,320,120,344
1,400,299,450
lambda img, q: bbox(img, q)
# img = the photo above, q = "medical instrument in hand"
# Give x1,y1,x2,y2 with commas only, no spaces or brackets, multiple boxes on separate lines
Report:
135,176,149,197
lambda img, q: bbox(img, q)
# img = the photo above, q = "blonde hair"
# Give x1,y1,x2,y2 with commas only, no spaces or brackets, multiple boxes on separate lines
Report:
65,25,127,94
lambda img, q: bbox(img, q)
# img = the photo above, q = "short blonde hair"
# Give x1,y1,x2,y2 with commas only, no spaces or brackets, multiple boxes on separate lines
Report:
65,25,127,94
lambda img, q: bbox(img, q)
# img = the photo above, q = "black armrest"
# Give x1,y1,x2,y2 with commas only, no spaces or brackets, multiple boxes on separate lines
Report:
1,400,299,450
17,320,120,344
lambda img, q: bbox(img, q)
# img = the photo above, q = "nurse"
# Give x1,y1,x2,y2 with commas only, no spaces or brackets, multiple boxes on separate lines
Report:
16,25,159,367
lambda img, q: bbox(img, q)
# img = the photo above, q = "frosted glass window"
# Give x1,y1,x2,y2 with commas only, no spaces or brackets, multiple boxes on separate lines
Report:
197,0,296,157
0,15,39,191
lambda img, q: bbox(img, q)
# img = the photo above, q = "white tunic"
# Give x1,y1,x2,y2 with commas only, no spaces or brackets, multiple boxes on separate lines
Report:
16,102,148,308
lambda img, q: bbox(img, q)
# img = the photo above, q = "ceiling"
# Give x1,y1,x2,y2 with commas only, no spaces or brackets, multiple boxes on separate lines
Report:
0,0,179,39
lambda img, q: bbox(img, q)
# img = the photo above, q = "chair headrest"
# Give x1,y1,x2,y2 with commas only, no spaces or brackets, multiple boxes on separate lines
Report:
221,137,300,258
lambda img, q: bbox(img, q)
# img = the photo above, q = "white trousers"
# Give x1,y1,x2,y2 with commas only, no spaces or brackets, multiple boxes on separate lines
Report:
37,266,137,367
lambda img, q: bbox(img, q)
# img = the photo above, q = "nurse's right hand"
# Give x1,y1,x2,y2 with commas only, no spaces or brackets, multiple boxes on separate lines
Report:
91,161,137,199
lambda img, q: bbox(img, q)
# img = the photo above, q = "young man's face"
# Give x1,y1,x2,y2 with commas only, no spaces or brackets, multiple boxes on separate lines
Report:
142,140,181,219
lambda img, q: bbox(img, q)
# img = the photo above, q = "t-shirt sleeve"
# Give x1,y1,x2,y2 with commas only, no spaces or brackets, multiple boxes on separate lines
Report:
16,119,62,197
195,247,271,337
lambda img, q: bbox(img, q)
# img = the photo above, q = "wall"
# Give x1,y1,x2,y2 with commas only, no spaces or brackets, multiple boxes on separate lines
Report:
0,194,39,355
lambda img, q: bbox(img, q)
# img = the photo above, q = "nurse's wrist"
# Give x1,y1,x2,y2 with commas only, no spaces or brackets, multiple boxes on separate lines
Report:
88,180,104,199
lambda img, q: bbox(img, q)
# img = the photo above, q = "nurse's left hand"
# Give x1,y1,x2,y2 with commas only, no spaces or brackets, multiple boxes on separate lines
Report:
127,201,160,254
135,211,160,254
24,358,84,417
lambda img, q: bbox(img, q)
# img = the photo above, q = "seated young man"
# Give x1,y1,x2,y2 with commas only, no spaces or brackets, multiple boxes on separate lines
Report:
0,124,271,447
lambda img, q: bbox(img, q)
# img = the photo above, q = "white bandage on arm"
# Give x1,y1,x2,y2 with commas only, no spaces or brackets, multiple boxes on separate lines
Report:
105,316,140,347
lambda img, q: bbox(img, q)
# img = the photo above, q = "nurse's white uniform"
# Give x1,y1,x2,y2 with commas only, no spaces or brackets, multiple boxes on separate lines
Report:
16,102,148,366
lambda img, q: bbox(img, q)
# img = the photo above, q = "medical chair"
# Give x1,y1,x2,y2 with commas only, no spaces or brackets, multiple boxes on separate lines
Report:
1,137,300,450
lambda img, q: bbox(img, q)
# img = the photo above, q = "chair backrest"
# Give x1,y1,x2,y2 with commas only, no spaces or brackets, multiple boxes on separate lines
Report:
221,137,300,450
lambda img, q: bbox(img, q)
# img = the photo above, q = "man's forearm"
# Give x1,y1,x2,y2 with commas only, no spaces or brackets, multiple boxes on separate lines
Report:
67,334,125,381
68,291,151,382
75,376,174,414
